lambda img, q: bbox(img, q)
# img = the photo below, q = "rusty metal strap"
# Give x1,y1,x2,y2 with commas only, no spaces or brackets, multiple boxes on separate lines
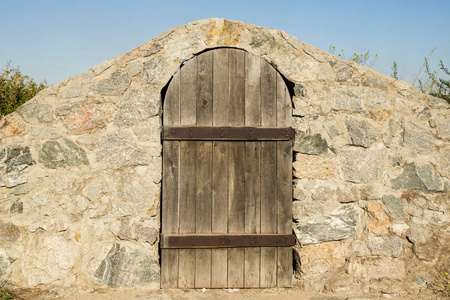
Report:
160,234,296,248
162,126,295,141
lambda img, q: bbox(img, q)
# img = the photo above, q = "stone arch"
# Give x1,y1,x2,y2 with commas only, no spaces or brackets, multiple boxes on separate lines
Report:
0,18,448,296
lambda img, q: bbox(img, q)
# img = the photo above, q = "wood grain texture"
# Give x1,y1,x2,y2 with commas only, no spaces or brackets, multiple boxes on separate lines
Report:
228,49,245,126
181,56,197,125
163,71,180,126
161,141,180,287
211,48,229,288
211,142,228,288
178,141,197,288
227,48,246,288
213,48,229,126
245,51,261,126
162,48,294,289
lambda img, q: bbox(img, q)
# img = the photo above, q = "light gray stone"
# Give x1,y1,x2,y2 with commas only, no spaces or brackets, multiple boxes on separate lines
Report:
293,131,328,155
293,200,324,221
88,71,131,95
436,118,450,140
16,101,53,123
341,148,385,183
391,163,442,192
114,89,160,127
95,130,150,169
142,43,161,57
116,173,159,217
38,139,89,169
403,121,435,153
382,195,405,219
408,222,433,244
332,88,362,113
95,243,160,288
345,117,381,147
139,57,169,84
428,96,450,108
367,236,404,257
112,217,158,244
294,205,357,244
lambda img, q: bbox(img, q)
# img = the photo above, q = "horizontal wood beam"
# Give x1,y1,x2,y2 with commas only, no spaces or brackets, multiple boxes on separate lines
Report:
160,234,296,248
162,126,295,141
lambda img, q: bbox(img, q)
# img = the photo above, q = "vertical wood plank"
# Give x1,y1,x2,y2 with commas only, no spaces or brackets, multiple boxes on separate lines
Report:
245,52,261,126
180,56,197,126
228,142,245,288
261,58,277,127
161,141,180,288
244,51,262,288
213,48,229,126
211,142,228,288
260,142,278,288
163,71,180,126
195,142,212,288
178,141,196,288
197,51,213,126
277,141,293,287
260,58,278,288
162,67,180,288
276,72,293,287
211,48,230,288
227,48,246,288
228,49,245,126
244,142,261,288
276,71,291,127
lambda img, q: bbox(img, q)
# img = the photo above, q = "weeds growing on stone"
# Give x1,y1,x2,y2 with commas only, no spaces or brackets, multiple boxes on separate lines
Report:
0,281,13,300
428,271,450,298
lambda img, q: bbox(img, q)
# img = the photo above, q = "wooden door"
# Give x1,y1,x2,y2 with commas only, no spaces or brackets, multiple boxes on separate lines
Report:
161,48,294,288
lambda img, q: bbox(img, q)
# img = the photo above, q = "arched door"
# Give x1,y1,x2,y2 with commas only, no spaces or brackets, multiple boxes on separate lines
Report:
161,48,294,288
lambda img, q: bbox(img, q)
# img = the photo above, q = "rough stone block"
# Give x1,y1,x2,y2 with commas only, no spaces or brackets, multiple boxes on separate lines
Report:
95,243,160,288
403,121,435,153
437,118,450,140
382,195,405,219
366,201,390,236
293,155,339,180
88,71,131,95
341,148,385,183
114,88,160,127
95,130,150,169
367,236,404,257
366,258,405,280
293,131,328,155
345,117,381,148
56,101,106,134
294,205,357,244
391,163,442,192
39,139,89,169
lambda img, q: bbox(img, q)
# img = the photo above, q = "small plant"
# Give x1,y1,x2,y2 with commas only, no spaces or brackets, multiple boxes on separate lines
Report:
391,61,399,80
328,45,378,67
428,271,450,298
416,58,450,103
0,281,13,300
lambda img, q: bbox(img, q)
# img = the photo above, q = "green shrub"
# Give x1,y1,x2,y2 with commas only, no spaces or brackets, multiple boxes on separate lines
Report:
0,62,47,118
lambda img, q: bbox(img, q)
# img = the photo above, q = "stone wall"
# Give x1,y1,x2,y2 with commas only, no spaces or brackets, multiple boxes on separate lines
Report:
0,18,449,296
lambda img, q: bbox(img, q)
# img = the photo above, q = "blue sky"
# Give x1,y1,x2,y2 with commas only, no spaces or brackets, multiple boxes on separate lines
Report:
1,0,449,85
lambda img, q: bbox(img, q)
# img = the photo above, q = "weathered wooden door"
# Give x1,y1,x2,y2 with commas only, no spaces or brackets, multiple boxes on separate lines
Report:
161,48,294,288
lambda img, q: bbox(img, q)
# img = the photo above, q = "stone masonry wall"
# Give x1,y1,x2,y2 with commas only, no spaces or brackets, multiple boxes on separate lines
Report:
0,18,449,296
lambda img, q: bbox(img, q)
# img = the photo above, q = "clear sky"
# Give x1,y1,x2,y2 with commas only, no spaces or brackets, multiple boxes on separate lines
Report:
1,0,449,85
